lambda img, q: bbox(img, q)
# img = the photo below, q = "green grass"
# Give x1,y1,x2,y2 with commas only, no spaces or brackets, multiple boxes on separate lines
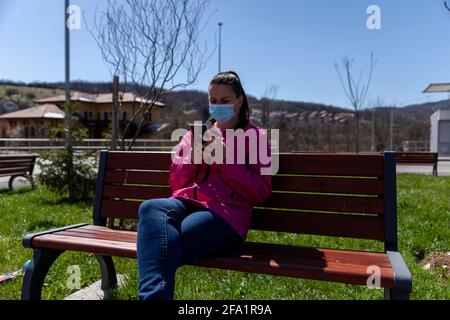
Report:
0,173,448,300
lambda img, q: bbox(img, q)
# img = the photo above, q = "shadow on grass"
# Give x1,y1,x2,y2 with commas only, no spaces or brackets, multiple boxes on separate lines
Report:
0,186,34,196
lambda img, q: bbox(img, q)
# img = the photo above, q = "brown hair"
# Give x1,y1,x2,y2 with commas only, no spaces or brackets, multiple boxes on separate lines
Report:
209,71,250,129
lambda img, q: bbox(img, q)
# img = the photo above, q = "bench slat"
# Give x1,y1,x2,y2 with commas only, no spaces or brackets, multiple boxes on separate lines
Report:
261,193,384,215
277,153,384,176
105,152,385,177
104,170,385,196
99,199,383,239
193,252,394,288
0,160,33,167
29,226,395,288
106,152,172,170
104,170,170,185
101,185,384,215
252,209,385,240
51,226,390,266
0,166,30,173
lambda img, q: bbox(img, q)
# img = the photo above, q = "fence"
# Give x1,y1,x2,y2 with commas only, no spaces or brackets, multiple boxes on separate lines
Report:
0,138,178,153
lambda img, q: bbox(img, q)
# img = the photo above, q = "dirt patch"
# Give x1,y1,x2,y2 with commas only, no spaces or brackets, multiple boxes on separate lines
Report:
422,252,450,279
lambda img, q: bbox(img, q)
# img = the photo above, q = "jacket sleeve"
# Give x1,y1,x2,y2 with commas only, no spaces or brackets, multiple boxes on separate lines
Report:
169,131,201,192
216,128,272,206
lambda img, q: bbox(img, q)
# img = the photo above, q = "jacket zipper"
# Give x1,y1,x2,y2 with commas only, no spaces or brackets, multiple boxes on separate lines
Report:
193,164,210,200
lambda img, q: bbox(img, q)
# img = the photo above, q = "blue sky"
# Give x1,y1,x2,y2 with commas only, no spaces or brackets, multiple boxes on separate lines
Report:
1,0,450,109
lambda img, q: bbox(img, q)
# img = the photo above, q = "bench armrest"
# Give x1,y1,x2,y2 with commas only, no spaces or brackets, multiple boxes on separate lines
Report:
22,223,89,249
386,251,412,293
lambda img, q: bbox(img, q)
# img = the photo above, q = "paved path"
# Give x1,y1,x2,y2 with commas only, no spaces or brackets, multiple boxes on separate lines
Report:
64,274,127,300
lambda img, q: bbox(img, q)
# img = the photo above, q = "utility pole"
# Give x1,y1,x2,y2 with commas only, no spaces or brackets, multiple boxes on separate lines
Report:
390,108,394,151
64,0,74,201
111,75,119,150
218,22,223,73
371,108,375,152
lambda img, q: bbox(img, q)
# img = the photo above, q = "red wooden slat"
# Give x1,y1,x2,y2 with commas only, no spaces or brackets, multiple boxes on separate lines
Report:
100,199,141,219
56,230,136,243
251,209,385,240
236,242,391,267
31,234,136,258
102,185,172,200
193,253,395,288
272,176,384,195
0,160,33,167
0,166,30,173
106,152,172,170
30,233,394,287
0,155,35,161
260,193,384,215
277,153,384,176
103,170,384,195
104,170,170,185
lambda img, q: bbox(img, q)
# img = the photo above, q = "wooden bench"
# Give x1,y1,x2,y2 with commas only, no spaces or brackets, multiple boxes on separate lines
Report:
395,152,439,176
292,151,439,176
0,154,37,190
21,151,412,300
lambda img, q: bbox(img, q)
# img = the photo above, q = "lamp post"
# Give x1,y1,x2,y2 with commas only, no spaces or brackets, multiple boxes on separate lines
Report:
218,22,223,73
64,0,74,200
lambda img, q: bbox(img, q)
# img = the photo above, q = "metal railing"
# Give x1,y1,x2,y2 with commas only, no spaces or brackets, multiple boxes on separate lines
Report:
0,138,178,152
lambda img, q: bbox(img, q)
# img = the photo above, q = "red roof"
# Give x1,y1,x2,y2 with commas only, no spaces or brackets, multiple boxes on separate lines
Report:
0,104,65,119
35,91,166,107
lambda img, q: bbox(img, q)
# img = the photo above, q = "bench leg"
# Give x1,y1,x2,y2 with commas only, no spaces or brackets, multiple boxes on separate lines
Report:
433,165,437,176
8,175,35,190
95,255,117,291
384,288,410,300
21,248,64,300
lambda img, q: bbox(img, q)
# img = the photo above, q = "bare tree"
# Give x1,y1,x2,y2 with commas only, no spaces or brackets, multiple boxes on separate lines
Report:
260,85,279,128
89,0,215,150
335,52,376,153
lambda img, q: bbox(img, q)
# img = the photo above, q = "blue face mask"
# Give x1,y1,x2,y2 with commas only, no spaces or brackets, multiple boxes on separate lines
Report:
209,104,236,124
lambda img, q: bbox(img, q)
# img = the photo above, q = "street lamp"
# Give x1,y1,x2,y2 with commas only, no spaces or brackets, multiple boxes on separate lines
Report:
218,22,223,73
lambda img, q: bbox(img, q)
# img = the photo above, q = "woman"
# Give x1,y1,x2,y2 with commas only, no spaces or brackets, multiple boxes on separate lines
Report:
137,71,272,300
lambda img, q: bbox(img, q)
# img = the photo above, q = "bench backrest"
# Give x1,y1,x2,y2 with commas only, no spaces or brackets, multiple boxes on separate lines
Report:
395,152,438,164
0,154,37,178
93,151,398,251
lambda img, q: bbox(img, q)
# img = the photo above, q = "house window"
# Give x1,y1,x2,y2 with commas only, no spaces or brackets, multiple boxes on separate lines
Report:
104,112,108,121
123,111,128,121
89,111,93,118
24,127,29,138
31,127,35,137
84,111,88,119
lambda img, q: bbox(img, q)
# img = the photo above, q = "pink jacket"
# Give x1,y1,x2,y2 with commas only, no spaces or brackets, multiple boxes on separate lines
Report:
169,121,272,240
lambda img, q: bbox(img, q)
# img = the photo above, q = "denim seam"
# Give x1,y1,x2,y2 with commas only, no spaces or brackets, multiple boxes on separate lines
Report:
160,209,168,291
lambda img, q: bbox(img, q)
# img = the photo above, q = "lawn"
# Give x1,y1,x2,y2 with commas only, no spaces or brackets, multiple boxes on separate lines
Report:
0,173,448,300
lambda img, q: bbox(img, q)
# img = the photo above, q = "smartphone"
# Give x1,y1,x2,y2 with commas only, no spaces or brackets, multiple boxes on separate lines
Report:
188,123,208,145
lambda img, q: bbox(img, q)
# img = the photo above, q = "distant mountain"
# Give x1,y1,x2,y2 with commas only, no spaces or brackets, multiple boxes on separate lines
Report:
1,79,448,121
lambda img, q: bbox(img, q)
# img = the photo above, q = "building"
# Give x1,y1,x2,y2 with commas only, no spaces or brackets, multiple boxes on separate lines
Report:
0,104,65,138
430,109,450,156
35,91,166,138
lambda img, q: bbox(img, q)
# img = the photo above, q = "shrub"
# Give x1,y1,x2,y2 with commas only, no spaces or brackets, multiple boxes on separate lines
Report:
37,116,98,202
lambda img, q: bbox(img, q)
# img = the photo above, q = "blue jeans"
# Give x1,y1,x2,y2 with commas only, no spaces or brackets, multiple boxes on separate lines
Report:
137,198,242,300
